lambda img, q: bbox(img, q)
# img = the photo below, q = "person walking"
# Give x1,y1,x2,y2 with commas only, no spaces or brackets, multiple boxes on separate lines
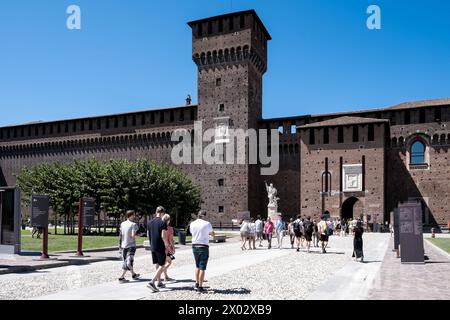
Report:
162,214,176,282
275,217,286,249
263,218,274,249
312,219,319,247
255,215,264,247
293,215,302,252
189,210,214,293
352,220,364,262
340,219,347,237
118,210,141,283
248,218,257,250
303,216,314,253
147,206,169,293
288,218,295,249
318,216,329,254
240,219,250,250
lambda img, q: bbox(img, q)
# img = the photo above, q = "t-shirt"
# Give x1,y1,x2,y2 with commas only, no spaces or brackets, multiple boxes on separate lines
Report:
190,219,213,246
255,219,264,232
240,222,250,233
264,221,274,234
249,223,256,235
276,220,285,233
120,220,139,249
318,220,328,235
148,217,167,252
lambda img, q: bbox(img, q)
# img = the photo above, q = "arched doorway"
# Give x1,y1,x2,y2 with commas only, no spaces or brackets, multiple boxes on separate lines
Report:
341,197,363,221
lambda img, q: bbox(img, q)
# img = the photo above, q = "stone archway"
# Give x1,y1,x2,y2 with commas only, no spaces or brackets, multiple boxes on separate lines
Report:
341,197,363,221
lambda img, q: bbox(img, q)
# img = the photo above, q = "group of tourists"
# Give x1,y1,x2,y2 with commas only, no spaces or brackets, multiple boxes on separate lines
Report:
240,215,365,261
118,207,215,293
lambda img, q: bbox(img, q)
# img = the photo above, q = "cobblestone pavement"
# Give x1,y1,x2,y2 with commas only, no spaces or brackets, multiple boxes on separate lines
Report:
368,237,450,300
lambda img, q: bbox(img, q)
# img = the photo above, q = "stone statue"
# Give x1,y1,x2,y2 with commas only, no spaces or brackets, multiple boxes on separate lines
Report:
265,182,280,207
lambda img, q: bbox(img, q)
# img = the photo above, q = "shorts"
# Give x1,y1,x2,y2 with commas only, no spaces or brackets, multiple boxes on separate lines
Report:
256,231,263,238
320,234,329,242
305,232,313,242
294,231,303,238
152,250,167,266
122,247,136,271
240,231,249,238
193,246,209,271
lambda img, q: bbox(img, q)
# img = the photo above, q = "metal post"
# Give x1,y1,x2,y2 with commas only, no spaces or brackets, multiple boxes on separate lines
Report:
76,198,84,256
0,190,4,245
41,227,49,259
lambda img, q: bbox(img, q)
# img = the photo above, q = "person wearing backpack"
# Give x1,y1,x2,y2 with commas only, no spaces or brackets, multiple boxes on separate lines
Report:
303,216,314,253
288,218,295,249
293,215,302,252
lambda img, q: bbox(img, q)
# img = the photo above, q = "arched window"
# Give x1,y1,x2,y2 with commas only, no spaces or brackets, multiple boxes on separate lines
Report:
410,141,425,165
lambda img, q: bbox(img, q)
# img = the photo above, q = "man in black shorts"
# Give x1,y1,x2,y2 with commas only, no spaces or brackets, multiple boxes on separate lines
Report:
147,206,169,292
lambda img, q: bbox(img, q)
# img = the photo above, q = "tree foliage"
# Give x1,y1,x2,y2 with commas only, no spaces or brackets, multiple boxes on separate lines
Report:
16,159,202,225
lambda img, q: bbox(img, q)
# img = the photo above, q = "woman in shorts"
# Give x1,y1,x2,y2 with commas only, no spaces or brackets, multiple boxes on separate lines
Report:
240,219,250,250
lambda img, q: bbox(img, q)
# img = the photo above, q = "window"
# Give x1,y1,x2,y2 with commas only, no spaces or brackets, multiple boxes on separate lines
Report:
97,119,102,130
150,113,155,124
141,115,146,125
123,116,128,127
309,129,315,145
218,206,224,213
198,23,203,37
368,124,375,141
208,21,212,34
132,115,137,126
218,19,223,32
323,127,329,144
57,124,61,133
73,122,77,132
216,78,221,87
170,110,174,123
114,117,119,128
435,108,442,122
240,15,245,29
81,121,85,131
218,179,224,186
410,141,425,165
352,126,359,142
65,123,69,133
404,111,411,124
42,126,46,135
419,109,426,124
218,104,225,112
338,127,344,143
106,119,110,129
229,17,234,30
89,119,93,131
49,126,53,135
179,110,184,121
160,112,165,123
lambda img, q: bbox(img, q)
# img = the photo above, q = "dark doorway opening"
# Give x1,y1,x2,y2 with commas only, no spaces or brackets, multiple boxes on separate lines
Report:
341,197,362,221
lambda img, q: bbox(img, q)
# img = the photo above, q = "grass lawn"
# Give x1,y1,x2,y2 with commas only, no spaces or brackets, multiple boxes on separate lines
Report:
428,238,450,254
21,230,191,253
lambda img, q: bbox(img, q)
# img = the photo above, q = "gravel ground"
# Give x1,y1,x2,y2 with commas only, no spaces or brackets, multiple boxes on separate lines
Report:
0,235,355,300
146,236,353,300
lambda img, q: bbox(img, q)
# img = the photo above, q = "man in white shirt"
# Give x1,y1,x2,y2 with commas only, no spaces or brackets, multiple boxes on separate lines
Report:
189,210,215,293
118,210,140,283
255,215,264,247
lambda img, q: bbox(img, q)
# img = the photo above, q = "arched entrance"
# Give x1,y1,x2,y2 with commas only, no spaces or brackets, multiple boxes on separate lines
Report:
341,197,363,221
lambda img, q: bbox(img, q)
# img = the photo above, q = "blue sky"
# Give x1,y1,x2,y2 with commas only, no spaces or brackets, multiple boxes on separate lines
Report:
1,0,449,126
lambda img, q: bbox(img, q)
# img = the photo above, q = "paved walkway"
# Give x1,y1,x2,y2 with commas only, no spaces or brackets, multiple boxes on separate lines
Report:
368,237,450,300
307,233,389,300
33,234,390,300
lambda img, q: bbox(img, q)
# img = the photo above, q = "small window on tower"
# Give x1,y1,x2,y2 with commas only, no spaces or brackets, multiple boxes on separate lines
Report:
338,127,344,143
218,179,224,186
218,206,224,213
216,78,222,87
218,104,225,112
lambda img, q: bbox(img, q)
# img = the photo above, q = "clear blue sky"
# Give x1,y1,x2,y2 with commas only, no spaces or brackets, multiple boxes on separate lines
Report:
1,0,450,126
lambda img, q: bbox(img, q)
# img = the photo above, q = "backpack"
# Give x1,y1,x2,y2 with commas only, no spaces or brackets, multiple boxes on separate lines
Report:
293,221,301,233
304,221,313,233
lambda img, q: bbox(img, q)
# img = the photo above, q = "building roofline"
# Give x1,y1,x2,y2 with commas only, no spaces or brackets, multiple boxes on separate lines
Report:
298,116,389,129
0,104,197,130
187,9,272,40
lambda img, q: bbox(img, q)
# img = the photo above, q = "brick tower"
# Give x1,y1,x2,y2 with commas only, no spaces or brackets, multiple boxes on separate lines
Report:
188,10,271,221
